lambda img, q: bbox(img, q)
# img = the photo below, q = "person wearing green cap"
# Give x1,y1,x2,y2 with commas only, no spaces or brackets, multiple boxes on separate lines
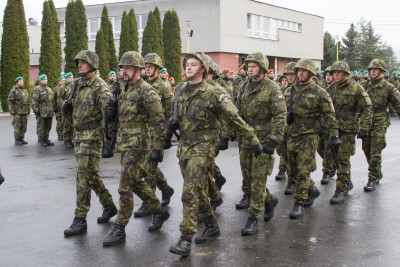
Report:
59,72,75,148
53,76,66,140
389,71,400,91
159,67,168,82
107,71,117,87
31,74,55,146
7,76,30,145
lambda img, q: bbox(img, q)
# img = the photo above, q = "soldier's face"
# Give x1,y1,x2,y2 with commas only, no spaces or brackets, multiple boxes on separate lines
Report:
145,63,158,78
120,65,135,81
160,72,167,79
281,77,288,87
297,69,311,83
186,58,204,81
40,78,48,85
370,69,382,79
108,74,116,82
59,79,65,85
333,71,347,83
67,76,74,83
287,73,297,84
246,63,261,78
325,73,333,84
77,60,92,74
17,80,24,87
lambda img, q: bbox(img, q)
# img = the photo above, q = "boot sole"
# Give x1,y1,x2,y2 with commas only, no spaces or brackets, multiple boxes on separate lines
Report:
169,247,190,257
241,229,258,236
330,199,344,204
320,179,330,185
194,232,220,244
64,228,87,236
103,237,126,246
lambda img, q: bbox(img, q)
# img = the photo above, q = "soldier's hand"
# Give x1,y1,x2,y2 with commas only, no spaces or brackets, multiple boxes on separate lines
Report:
330,136,341,152
167,118,180,131
286,112,294,124
149,149,163,162
61,100,73,115
217,137,229,151
263,140,278,155
252,143,263,157
357,129,368,140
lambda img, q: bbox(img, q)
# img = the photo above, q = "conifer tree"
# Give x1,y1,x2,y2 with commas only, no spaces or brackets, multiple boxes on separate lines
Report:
101,6,117,72
48,0,62,80
95,28,109,81
118,11,129,59
119,9,139,59
163,10,182,82
0,0,30,111
142,10,164,60
153,7,164,62
128,9,139,52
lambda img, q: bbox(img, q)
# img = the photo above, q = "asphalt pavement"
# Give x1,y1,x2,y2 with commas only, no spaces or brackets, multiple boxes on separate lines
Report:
1,114,400,267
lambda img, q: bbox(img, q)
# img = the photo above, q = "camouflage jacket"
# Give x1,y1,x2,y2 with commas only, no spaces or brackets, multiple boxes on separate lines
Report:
117,78,165,152
288,80,338,138
325,82,336,99
52,85,63,113
217,78,234,98
31,85,54,118
147,76,174,120
332,78,372,133
237,77,286,146
57,82,70,108
389,78,400,91
7,85,30,115
361,77,400,128
176,80,259,159
72,74,110,143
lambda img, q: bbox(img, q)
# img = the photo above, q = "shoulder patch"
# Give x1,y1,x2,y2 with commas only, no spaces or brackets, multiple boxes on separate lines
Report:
277,95,285,101
147,93,161,102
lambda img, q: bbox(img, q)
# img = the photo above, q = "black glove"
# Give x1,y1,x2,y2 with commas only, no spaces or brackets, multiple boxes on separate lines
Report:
331,136,341,153
61,100,73,115
167,118,180,131
163,132,173,149
357,129,368,139
217,137,229,151
263,140,278,155
252,143,263,157
287,112,294,124
105,105,116,122
149,149,163,162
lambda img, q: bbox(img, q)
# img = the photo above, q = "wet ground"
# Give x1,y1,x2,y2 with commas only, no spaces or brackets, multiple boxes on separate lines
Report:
1,114,400,266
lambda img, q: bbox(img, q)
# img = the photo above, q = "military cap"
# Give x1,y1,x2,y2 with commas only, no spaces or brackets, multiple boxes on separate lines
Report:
38,74,47,81
74,50,99,70
159,68,167,73
15,76,24,82
119,51,145,68
64,72,73,79
108,71,116,77
58,76,65,81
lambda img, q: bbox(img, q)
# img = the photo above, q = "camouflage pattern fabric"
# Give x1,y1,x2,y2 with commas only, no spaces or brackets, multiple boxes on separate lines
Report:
12,115,28,140
63,83,74,142
31,85,54,140
53,85,64,137
8,85,30,140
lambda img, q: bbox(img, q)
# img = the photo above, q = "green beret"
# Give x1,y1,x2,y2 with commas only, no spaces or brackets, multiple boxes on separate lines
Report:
58,76,65,81
108,71,116,77
15,76,24,82
320,71,324,75
38,74,47,81
277,73,282,78
159,68,167,73
315,67,320,71
64,72,73,79
391,71,397,75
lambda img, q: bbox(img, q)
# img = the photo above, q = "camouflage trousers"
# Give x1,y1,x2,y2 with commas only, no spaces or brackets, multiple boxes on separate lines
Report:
179,156,215,238
362,127,387,181
74,141,113,218
63,114,73,142
12,114,28,140
116,151,161,227
36,115,42,139
239,148,274,220
317,132,336,175
287,134,318,204
277,132,287,172
38,117,53,141
334,132,356,190
55,114,64,137
144,160,169,192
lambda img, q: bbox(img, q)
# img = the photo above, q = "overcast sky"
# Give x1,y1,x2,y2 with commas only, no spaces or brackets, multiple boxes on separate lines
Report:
1,0,399,56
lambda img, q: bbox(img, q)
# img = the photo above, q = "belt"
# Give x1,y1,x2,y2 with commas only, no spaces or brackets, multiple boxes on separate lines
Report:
75,121,100,131
181,129,217,139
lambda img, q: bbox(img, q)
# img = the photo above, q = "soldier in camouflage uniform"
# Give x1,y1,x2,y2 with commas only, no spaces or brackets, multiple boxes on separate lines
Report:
360,59,400,191
7,76,30,145
276,62,296,190
159,67,168,82
168,52,262,256
319,66,338,184
53,76,65,141
328,61,372,204
389,71,400,90
102,51,170,246
107,71,116,87
63,50,117,237
286,59,339,219
235,52,286,235
218,68,234,98
60,72,75,148
132,53,175,217
31,74,55,147
232,65,247,105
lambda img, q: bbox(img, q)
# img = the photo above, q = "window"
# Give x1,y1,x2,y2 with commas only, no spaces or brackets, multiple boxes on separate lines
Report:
111,16,122,39
59,21,65,42
88,18,100,40
270,18,277,40
136,13,149,38
247,14,302,40
278,19,301,32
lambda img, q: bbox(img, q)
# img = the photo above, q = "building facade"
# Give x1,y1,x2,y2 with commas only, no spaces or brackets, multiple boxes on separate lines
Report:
56,0,324,74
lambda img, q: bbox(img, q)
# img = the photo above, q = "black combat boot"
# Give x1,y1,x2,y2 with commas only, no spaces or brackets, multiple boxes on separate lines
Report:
41,140,49,147
235,194,250,209
97,203,118,223
148,207,170,232
15,139,24,145
321,173,331,184
304,187,320,207
46,140,54,146
64,217,87,236
284,183,296,195
64,141,74,148
263,194,278,222
194,220,220,244
241,217,258,236
169,235,192,256
211,197,223,210
289,203,304,219
161,186,175,206
21,139,28,145
0,171,5,185
330,189,345,204
215,175,226,191
275,170,287,181
134,203,152,217
103,224,126,246
364,180,377,192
